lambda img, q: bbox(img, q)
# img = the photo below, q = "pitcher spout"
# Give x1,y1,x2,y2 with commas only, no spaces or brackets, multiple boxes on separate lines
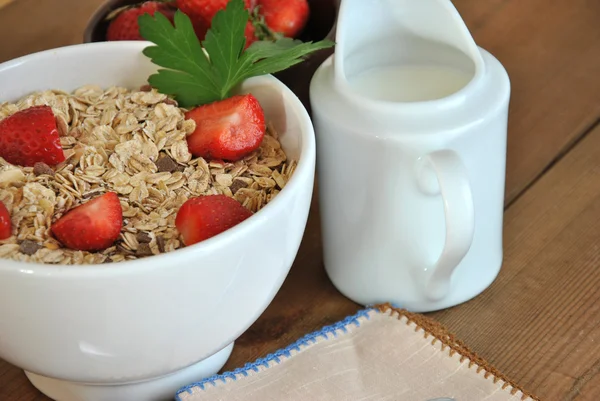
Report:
333,0,485,98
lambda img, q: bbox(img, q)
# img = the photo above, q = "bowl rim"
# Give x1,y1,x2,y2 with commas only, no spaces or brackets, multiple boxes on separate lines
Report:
0,41,316,276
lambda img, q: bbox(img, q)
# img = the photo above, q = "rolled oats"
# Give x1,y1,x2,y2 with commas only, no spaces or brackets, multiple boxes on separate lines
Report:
0,87,295,265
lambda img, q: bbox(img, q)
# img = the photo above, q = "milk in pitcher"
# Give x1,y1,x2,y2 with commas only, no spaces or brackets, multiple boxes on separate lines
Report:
349,65,473,102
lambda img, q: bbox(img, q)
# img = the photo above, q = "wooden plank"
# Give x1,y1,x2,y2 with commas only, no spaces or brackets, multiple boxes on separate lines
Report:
451,0,600,204
0,0,106,63
430,123,600,400
573,370,600,401
0,0,16,10
0,365,31,401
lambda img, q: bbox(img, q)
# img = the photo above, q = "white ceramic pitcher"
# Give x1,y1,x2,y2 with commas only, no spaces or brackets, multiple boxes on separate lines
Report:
309,0,511,312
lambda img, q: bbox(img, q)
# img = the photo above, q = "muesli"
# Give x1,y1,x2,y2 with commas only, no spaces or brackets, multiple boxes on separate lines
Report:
0,86,295,265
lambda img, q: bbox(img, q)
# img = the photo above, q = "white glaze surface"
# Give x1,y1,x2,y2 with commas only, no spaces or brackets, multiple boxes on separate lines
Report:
310,0,511,312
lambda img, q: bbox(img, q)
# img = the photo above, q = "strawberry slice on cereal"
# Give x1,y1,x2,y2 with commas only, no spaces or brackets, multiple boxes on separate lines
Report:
51,192,123,252
0,201,11,240
184,94,266,162
175,194,253,245
0,105,65,167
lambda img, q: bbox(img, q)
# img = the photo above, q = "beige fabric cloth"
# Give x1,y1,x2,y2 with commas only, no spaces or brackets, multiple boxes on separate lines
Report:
177,306,538,401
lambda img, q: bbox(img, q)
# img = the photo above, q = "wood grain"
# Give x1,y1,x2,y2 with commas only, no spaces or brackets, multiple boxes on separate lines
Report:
451,0,600,204
0,0,16,10
0,0,105,63
0,0,599,400
430,124,600,400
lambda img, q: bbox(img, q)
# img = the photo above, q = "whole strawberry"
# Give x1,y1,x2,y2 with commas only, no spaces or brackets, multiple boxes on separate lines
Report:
176,194,253,245
51,192,123,252
107,1,176,41
244,21,257,48
184,94,265,161
257,0,309,38
0,201,11,240
176,0,251,28
0,105,65,167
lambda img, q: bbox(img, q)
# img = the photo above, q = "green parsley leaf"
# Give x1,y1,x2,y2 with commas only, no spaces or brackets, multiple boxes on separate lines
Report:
139,11,220,106
138,0,335,108
243,38,336,78
201,0,255,101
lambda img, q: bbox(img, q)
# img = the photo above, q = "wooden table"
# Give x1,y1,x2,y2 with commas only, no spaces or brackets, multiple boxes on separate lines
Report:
1,0,599,400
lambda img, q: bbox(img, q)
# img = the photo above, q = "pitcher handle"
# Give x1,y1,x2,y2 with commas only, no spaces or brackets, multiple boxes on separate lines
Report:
416,149,475,301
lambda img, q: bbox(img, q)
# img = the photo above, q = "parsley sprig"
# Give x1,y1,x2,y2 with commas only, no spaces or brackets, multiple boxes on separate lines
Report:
138,0,334,108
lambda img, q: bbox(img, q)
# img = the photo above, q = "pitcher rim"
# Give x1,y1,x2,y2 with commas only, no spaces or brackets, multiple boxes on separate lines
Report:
331,51,486,113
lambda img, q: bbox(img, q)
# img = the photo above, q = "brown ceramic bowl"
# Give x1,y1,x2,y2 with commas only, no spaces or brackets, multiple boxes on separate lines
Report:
83,0,339,113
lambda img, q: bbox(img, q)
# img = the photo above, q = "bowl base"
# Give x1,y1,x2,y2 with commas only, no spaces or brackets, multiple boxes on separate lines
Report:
24,342,234,401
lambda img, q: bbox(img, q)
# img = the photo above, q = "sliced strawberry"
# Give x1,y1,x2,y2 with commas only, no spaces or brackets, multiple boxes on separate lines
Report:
175,194,252,245
257,0,309,38
106,1,176,41
51,192,123,252
0,105,65,167
0,201,11,240
185,94,265,161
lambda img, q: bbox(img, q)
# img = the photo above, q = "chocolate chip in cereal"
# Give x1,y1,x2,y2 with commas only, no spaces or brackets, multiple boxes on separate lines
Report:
156,235,166,253
33,162,54,177
136,243,153,257
136,231,152,244
19,240,43,256
230,179,249,195
155,155,179,173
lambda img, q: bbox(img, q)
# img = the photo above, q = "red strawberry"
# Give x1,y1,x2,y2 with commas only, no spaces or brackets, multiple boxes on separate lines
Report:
0,201,11,240
51,192,123,252
176,0,251,28
0,105,65,167
189,17,210,42
175,194,252,245
257,0,309,38
186,7,253,44
106,1,175,41
244,21,257,48
185,94,265,161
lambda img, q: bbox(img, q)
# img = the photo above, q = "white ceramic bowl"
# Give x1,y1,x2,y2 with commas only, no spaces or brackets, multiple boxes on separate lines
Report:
0,41,315,401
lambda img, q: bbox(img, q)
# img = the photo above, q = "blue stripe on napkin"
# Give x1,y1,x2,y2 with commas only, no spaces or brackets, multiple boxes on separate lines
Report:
176,307,375,399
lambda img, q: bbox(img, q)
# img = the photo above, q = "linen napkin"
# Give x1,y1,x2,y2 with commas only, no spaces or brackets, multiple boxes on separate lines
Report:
176,304,539,401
